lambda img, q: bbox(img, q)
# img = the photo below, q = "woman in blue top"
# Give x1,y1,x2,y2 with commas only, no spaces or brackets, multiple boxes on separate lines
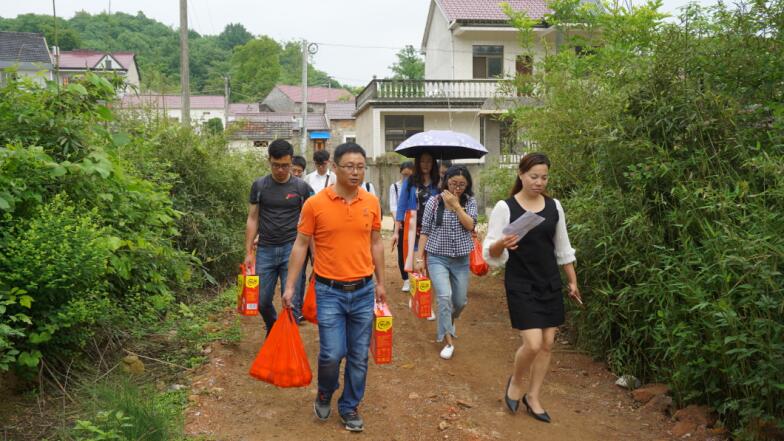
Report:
414,166,477,360
391,151,440,278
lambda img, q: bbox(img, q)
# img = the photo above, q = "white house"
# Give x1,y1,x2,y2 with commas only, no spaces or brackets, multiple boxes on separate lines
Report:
57,50,141,95
354,0,560,159
0,31,53,85
118,94,226,126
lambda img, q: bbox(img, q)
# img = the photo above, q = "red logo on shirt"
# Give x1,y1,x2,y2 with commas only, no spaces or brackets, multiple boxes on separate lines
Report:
286,193,298,200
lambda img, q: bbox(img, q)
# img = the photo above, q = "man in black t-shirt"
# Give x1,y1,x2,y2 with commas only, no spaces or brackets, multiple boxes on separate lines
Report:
245,139,314,332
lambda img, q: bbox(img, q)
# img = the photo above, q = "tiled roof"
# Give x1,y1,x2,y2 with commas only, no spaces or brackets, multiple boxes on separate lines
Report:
233,111,330,131
58,50,136,70
229,103,259,114
229,120,294,141
275,85,353,104
325,101,356,120
120,94,225,109
0,31,52,64
436,0,550,21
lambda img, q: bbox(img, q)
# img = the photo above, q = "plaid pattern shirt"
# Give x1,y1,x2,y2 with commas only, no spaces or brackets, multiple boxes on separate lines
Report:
421,195,478,258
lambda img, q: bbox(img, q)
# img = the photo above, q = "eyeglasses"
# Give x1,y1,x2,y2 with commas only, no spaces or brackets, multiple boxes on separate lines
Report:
271,163,291,170
336,164,366,172
448,182,467,189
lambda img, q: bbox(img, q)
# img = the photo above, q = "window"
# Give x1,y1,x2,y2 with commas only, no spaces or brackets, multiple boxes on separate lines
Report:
105,59,113,70
473,45,504,79
313,139,326,151
384,115,423,151
344,135,356,144
254,140,268,147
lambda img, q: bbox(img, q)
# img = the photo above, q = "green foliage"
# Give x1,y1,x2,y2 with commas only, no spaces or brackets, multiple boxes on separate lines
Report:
506,0,784,434
0,13,82,50
205,117,224,134
230,36,282,101
66,379,186,441
388,45,425,80
115,114,267,281
0,195,112,367
0,73,203,371
479,158,517,204
0,13,349,97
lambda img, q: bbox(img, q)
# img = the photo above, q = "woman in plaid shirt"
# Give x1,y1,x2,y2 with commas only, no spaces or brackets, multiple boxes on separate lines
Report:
414,165,478,360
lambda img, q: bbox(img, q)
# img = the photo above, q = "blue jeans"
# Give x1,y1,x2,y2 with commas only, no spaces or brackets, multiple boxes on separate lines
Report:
255,242,305,332
315,279,375,415
427,254,470,342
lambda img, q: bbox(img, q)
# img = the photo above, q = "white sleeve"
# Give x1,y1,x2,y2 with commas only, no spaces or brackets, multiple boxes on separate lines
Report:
369,182,376,196
388,183,397,214
483,200,511,267
553,199,576,265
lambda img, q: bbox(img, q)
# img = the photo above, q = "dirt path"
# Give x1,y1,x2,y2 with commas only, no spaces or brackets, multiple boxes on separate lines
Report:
185,242,675,441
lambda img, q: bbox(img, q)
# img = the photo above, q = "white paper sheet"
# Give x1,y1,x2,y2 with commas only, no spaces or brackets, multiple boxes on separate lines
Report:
502,210,545,240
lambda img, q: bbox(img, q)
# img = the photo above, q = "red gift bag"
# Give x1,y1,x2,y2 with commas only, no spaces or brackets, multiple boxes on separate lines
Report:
249,307,312,387
469,236,489,276
237,263,260,315
302,275,317,324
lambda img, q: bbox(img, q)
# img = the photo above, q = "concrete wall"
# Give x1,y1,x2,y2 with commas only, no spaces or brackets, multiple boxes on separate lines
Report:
164,108,226,125
327,119,356,152
261,88,295,112
424,5,454,80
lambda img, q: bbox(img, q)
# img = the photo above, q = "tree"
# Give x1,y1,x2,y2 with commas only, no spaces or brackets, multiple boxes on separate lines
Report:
389,45,424,80
229,36,282,102
218,23,253,50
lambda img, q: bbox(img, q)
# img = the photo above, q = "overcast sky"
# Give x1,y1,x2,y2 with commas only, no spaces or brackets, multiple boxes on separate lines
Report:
3,0,715,87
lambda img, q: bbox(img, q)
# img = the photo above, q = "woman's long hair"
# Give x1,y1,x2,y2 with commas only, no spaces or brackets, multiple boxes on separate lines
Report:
510,152,551,196
408,151,440,189
441,165,473,206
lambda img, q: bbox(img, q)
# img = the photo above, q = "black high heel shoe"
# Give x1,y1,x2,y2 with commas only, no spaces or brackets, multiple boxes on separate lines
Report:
504,376,520,414
522,394,551,423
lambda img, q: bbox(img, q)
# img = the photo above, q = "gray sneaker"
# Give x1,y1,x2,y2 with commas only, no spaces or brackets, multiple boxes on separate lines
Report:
313,392,331,420
340,410,364,432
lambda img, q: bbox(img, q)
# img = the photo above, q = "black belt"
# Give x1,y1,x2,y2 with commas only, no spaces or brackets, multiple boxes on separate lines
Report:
315,275,373,292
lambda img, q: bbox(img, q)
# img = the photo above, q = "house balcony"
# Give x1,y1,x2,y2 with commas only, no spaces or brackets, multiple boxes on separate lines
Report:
355,79,514,113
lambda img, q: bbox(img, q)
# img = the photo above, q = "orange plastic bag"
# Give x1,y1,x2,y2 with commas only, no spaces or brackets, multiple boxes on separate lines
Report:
469,236,489,276
249,307,312,387
302,275,317,324
237,263,260,315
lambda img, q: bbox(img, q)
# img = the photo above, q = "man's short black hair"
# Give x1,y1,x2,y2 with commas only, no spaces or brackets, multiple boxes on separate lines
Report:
313,150,330,164
292,155,307,170
268,139,294,159
333,142,366,164
400,161,414,172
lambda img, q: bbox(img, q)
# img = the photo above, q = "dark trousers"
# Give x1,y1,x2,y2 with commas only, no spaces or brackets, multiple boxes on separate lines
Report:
397,227,408,281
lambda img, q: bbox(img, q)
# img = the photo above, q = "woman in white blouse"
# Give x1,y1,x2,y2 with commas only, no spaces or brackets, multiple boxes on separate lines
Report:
482,152,581,423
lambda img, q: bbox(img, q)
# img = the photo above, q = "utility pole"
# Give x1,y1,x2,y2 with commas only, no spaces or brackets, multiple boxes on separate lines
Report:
179,0,191,126
223,75,230,129
52,0,60,86
300,39,308,156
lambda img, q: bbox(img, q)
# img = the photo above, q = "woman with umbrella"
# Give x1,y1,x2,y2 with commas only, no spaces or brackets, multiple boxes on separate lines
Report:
392,151,440,302
413,165,478,359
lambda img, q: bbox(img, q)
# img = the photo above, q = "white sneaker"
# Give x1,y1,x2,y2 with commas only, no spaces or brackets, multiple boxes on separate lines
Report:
402,279,410,292
440,344,454,360
427,310,436,321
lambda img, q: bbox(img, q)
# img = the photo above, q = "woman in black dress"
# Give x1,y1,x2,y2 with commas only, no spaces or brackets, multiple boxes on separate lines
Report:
483,153,581,423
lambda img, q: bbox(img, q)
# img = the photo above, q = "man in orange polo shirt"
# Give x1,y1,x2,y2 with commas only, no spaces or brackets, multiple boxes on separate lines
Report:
282,142,386,433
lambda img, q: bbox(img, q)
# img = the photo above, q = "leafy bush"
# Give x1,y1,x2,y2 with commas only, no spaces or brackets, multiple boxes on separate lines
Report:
0,195,112,367
0,74,197,370
115,114,267,283
506,0,783,433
